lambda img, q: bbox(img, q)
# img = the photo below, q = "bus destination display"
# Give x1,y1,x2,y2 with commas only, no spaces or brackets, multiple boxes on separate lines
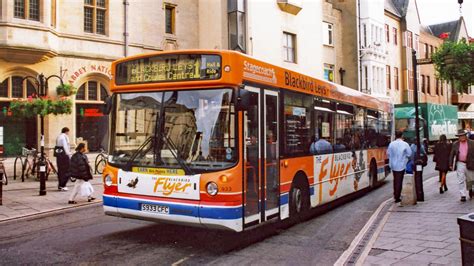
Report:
115,54,221,85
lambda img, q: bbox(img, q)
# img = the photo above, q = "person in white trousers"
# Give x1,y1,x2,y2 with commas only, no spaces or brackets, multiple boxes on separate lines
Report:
449,129,474,202
68,143,95,204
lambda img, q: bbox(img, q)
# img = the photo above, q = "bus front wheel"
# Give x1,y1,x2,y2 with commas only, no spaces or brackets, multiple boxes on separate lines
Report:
289,176,310,221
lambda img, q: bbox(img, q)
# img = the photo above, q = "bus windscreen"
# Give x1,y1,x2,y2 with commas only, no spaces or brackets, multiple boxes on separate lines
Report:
115,54,221,85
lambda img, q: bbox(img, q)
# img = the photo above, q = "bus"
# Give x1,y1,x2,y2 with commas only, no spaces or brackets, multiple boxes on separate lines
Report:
102,50,393,232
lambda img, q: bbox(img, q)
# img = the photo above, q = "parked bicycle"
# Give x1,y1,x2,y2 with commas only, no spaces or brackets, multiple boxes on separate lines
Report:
94,148,108,175
0,158,7,185
14,147,57,181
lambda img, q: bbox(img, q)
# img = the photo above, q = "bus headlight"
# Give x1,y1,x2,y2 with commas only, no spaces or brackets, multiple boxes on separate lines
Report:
104,175,113,187
206,182,218,196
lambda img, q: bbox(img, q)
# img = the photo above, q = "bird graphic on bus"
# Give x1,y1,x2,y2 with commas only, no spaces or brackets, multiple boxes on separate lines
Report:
127,177,139,189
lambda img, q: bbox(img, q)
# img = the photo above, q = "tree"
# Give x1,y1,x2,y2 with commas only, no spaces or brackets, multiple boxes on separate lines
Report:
431,39,474,93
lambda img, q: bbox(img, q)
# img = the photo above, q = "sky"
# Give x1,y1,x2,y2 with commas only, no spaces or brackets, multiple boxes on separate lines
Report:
416,0,473,37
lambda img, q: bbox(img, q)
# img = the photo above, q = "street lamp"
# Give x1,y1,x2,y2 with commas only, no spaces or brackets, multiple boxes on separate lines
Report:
22,73,64,196
412,50,424,201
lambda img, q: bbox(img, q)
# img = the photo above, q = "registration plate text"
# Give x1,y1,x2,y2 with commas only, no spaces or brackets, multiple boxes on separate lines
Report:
141,204,169,214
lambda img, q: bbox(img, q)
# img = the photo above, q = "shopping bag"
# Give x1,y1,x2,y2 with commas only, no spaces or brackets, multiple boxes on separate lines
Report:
80,181,94,197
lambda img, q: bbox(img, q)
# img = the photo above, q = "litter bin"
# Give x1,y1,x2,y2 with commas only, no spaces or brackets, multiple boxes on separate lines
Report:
458,213,474,266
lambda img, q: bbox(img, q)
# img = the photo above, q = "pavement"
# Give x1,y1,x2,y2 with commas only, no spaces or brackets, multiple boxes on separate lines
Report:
359,172,474,266
0,153,103,223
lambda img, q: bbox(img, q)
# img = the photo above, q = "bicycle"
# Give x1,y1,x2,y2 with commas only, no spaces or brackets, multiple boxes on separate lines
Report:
0,158,7,185
13,147,36,182
94,148,108,175
23,149,57,181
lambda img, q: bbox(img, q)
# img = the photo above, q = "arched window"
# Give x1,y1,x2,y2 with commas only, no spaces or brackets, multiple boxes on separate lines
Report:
76,80,109,102
0,76,37,99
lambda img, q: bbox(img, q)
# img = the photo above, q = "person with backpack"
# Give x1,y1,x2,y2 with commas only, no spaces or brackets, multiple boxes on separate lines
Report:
68,143,95,204
434,134,452,194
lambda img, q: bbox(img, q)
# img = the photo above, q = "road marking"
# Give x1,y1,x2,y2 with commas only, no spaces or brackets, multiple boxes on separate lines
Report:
171,254,193,266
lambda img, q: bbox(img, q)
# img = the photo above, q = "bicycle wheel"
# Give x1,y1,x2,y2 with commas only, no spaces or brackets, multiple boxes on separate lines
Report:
13,156,24,181
95,157,107,175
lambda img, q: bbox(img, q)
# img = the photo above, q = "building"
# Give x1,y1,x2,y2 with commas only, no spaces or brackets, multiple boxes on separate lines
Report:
0,0,199,155
428,17,474,129
322,0,345,85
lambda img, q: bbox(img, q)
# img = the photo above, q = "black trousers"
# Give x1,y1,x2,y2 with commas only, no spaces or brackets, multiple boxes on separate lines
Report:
56,154,70,188
393,170,405,202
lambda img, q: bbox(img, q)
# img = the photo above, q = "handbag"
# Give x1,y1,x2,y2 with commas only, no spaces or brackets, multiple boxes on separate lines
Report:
53,146,65,157
80,181,94,197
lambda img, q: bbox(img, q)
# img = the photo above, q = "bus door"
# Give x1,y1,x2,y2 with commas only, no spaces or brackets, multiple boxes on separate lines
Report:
243,87,280,226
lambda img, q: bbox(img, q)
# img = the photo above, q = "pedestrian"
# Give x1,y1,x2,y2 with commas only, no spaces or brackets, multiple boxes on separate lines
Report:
68,143,95,204
449,129,474,202
433,134,452,194
55,127,71,191
387,131,412,205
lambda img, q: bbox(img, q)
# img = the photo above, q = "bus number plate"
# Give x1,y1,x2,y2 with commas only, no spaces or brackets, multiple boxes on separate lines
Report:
141,204,169,214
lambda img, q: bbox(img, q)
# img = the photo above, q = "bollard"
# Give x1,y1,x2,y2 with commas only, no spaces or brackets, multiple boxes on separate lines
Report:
0,171,3,206
401,173,417,206
458,213,474,266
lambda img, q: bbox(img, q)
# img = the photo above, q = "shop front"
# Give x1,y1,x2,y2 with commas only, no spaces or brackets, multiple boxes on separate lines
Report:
458,111,474,130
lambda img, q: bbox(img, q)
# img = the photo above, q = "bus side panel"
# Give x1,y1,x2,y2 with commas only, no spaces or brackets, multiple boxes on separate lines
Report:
279,156,314,220
313,151,369,207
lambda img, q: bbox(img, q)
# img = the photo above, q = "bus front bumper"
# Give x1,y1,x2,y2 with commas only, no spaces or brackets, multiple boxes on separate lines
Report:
103,195,243,232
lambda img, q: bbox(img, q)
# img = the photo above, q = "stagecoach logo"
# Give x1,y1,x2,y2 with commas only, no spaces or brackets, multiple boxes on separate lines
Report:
243,61,277,84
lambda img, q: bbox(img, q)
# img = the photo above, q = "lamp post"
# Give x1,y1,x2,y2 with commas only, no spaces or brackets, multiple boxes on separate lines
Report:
412,50,424,201
22,73,64,196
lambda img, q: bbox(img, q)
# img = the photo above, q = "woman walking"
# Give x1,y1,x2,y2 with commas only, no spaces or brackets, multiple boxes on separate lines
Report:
68,143,95,204
434,134,452,194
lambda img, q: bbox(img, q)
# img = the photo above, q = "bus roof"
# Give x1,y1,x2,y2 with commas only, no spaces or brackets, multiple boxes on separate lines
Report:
110,49,392,112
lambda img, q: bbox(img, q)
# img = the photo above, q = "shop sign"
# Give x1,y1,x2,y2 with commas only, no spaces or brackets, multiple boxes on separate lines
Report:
458,112,474,119
80,108,103,117
68,65,112,85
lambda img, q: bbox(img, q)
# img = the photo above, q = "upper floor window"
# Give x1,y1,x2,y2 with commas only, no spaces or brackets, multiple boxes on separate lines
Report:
386,65,391,90
392,27,398,45
385,24,389,43
363,24,367,47
84,0,107,35
165,4,176,34
14,0,40,21
228,0,246,52
406,31,413,49
394,67,399,90
421,75,425,93
426,76,431,94
323,22,333,46
283,32,296,63
324,64,334,82
424,43,429,58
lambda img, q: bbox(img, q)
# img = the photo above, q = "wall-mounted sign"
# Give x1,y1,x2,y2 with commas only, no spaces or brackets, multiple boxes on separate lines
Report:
115,54,221,85
68,65,112,84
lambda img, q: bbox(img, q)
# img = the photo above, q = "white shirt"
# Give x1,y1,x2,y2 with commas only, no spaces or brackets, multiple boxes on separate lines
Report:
56,133,71,156
387,138,412,171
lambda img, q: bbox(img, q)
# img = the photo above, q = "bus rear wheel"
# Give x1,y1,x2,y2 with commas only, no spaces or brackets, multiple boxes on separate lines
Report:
289,177,310,221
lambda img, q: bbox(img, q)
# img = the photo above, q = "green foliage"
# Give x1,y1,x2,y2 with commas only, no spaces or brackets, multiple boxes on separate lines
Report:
431,39,474,93
9,98,73,118
56,83,77,96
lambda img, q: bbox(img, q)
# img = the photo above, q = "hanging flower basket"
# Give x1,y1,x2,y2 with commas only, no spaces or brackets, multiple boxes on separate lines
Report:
9,97,73,118
56,84,77,97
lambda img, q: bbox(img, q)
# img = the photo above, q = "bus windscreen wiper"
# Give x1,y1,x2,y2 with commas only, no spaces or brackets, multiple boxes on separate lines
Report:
125,136,153,171
160,133,194,175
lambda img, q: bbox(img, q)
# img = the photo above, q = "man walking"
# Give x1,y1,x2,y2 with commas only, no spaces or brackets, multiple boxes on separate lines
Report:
55,127,71,191
449,129,474,202
387,131,412,204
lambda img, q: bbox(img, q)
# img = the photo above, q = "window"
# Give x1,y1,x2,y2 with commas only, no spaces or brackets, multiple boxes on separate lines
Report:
363,24,367,47
385,24,389,43
364,66,368,92
51,0,57,27
424,43,429,58
313,98,336,154
393,27,397,45
324,64,334,82
14,0,40,21
76,80,108,102
427,76,430,94
421,75,425,93
84,0,107,35
386,66,391,90
436,78,439,95
283,32,296,63
365,110,379,148
284,92,312,155
406,31,413,49
430,45,434,57
414,35,419,51
228,0,246,52
165,4,175,34
394,67,399,90
440,81,444,96
0,76,37,99
335,103,354,152
323,22,333,46
372,66,376,92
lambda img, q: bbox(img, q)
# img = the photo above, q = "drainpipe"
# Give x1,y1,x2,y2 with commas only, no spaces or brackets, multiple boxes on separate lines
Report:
357,0,362,92
123,0,129,57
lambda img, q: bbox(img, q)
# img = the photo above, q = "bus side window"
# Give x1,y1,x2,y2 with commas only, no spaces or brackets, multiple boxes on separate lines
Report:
335,103,355,152
366,109,379,148
313,98,336,154
354,107,366,149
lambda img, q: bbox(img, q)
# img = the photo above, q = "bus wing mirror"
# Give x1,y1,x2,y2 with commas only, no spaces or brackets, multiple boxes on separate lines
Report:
237,89,251,111
103,94,115,115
